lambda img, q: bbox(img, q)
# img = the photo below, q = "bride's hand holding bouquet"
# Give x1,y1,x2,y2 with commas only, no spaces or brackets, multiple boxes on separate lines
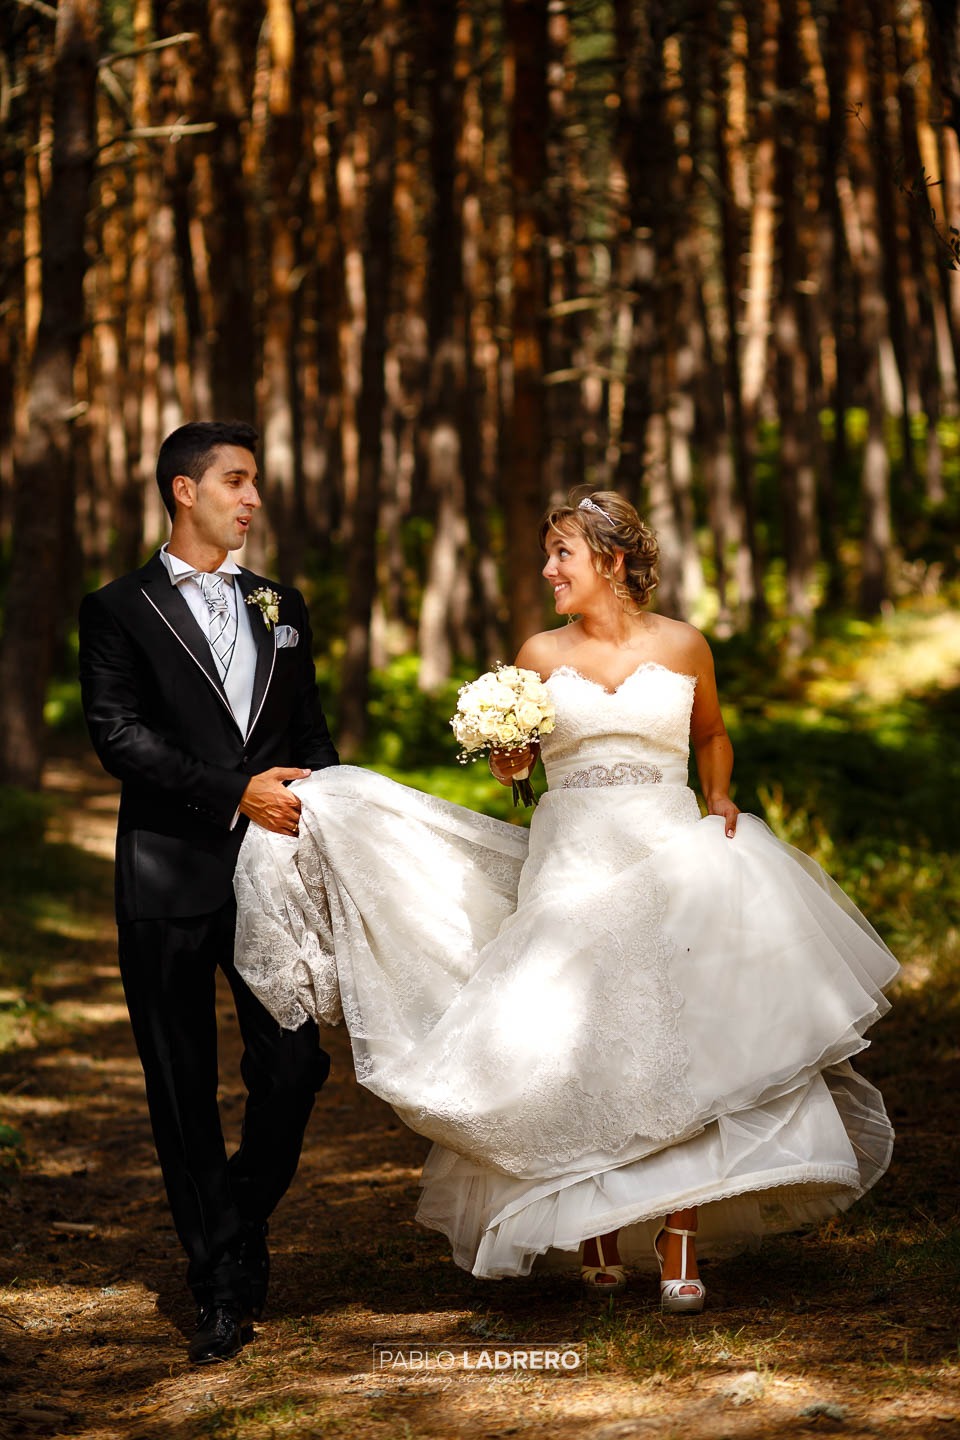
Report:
450,665,555,806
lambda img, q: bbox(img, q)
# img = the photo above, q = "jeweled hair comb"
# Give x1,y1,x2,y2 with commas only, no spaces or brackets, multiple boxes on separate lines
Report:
578,497,616,525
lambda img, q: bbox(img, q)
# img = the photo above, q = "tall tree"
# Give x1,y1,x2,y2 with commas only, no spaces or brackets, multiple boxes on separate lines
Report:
841,6,893,613
201,0,259,423
614,0,686,615
418,0,469,689
709,0,766,621
504,0,549,651
774,0,817,648
261,0,304,583
927,0,960,150
339,0,399,755
0,0,99,786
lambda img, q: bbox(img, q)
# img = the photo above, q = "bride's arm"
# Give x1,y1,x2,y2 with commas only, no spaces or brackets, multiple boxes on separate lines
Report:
688,633,740,838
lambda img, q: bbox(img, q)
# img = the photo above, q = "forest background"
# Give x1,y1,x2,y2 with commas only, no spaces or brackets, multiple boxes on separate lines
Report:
0,3,958,1430
1,0,960,773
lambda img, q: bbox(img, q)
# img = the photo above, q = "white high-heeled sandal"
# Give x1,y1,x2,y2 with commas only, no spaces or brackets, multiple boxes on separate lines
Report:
580,1235,627,1293
654,1225,706,1313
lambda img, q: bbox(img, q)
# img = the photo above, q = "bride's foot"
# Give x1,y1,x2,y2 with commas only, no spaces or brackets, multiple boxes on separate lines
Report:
654,1216,705,1313
581,1230,626,1293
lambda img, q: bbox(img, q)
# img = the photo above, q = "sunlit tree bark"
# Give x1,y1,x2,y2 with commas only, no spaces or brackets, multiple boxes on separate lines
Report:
203,0,259,423
614,0,685,616
0,0,99,786
339,0,399,755
261,0,304,583
774,0,817,650
840,9,893,614
504,0,549,651
710,0,765,622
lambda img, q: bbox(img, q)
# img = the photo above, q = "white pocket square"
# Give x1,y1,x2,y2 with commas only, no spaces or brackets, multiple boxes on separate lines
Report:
275,625,299,649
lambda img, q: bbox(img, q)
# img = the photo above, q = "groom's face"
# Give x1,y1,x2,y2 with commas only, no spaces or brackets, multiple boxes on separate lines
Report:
176,445,261,551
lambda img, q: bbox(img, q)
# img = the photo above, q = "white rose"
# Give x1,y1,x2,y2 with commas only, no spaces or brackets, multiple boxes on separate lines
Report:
516,700,542,730
538,714,555,736
471,680,499,708
476,713,500,739
488,683,515,711
494,719,521,746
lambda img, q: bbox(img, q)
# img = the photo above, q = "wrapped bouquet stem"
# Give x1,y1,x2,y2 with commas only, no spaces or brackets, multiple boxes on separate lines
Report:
506,752,537,809
450,664,556,807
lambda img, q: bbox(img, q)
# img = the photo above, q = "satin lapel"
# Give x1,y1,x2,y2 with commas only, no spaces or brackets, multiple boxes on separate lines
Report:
236,568,277,742
138,554,239,729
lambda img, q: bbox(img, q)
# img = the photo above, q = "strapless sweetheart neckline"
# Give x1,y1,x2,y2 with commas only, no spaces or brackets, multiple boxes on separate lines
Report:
547,660,698,696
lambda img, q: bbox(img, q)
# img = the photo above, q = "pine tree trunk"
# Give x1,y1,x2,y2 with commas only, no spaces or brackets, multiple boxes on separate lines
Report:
296,0,343,562
815,0,852,607
205,1,258,422
113,0,153,575
88,74,126,579
868,0,917,493
418,0,465,689
840,9,893,614
927,0,960,151
711,0,765,623
417,2,495,685
262,0,304,583
775,0,817,650
665,32,704,617
504,0,549,653
894,0,946,503
613,0,685,615
0,0,99,786
339,0,399,755
741,0,777,429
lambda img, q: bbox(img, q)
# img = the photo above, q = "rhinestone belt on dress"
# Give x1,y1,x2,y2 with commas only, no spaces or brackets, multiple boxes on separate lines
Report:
560,761,664,789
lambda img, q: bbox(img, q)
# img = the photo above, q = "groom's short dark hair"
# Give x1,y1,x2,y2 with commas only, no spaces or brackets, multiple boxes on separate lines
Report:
157,421,259,521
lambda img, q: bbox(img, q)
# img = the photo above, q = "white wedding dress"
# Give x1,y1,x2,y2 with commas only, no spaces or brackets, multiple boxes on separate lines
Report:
234,662,898,1278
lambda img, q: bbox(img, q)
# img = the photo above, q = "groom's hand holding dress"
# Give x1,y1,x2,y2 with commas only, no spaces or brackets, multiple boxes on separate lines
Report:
239,766,312,835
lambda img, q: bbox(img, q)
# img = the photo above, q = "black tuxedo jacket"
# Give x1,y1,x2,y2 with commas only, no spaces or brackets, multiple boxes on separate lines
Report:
79,552,339,923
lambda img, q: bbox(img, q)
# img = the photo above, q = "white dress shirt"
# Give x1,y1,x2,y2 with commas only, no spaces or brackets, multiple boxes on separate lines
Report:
159,543,257,737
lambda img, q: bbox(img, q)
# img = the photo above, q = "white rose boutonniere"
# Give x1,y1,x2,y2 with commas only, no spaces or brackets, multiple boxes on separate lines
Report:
246,586,281,631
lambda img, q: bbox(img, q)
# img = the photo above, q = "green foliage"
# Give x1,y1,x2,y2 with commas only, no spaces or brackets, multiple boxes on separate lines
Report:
363,653,464,769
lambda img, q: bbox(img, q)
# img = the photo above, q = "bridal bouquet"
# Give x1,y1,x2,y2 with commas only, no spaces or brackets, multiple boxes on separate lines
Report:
450,664,555,806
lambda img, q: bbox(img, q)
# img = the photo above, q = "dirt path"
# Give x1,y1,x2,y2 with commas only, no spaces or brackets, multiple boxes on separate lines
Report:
0,754,957,1439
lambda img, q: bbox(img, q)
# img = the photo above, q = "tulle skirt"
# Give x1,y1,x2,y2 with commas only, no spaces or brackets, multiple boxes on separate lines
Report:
234,766,898,1277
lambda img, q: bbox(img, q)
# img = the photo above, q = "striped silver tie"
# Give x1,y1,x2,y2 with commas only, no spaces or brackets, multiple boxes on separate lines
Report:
198,572,237,681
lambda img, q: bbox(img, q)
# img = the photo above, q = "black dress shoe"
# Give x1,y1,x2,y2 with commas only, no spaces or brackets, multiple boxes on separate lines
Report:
188,1303,246,1364
238,1224,270,1322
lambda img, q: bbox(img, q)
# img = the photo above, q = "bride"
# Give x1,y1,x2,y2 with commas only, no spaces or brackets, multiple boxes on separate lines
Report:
234,491,898,1312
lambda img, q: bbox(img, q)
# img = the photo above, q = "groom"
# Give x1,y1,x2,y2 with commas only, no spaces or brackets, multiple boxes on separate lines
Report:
79,421,339,1363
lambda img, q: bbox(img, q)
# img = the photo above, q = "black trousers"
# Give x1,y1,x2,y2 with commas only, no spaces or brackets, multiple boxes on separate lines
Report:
117,897,329,1308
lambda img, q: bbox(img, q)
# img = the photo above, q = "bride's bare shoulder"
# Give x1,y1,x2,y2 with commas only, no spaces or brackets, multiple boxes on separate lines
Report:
646,614,714,672
514,626,577,678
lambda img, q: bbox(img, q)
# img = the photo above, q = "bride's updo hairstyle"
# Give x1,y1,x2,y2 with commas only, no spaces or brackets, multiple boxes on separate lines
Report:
539,489,659,613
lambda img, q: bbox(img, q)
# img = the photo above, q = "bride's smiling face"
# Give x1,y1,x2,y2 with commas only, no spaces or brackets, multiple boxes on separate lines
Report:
542,526,610,614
